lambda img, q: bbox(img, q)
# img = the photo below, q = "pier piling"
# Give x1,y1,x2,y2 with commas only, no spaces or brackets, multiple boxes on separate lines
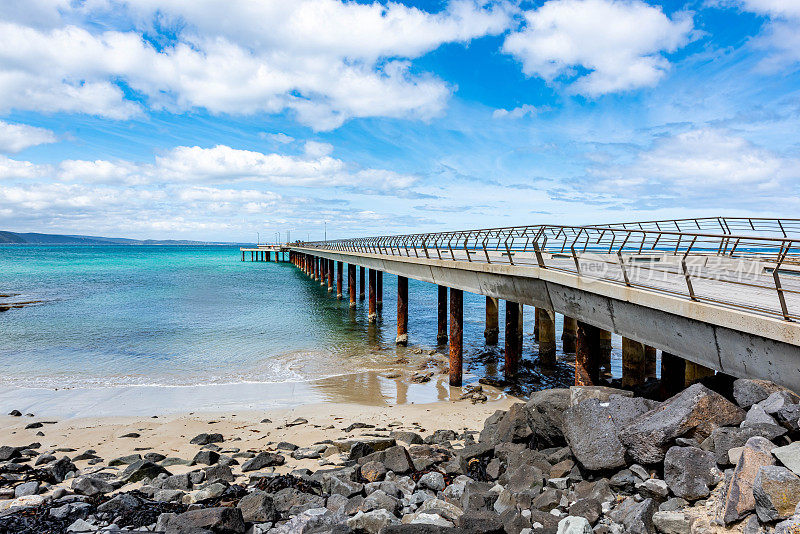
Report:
599,329,612,375
396,276,408,345
377,271,383,307
661,352,686,398
645,345,657,379
622,337,646,388
562,316,577,354
437,285,448,345
505,301,520,378
449,288,463,387
327,259,334,293
576,321,601,386
359,267,365,300
348,264,356,308
484,296,499,345
337,261,343,299
368,269,377,323
685,361,715,386
537,308,556,365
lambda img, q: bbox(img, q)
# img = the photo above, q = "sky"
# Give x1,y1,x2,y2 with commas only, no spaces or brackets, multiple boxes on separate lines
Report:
0,0,798,242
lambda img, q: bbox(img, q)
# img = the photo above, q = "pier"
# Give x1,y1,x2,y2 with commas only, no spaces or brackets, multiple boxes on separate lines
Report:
239,245,288,263
251,217,800,393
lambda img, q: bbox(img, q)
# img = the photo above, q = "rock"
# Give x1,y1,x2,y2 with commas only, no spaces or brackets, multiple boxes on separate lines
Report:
13,481,39,497
524,388,570,448
145,452,167,462
120,460,171,483
753,465,800,522
361,461,388,482
237,490,276,523
709,426,778,465
568,498,602,525
287,417,308,426
557,516,592,534
742,404,781,428
183,482,227,504
636,479,669,501
776,515,800,534
569,385,633,406
773,442,800,476
347,509,399,533
651,511,693,534
204,464,234,484
733,378,788,409
718,436,777,525
189,432,224,445
455,510,504,533
361,489,400,514
663,446,722,501
418,472,446,492
619,384,746,464
330,475,364,498
0,446,22,462
363,445,413,474
563,399,626,471
165,506,245,534
109,453,142,466
43,456,76,483
97,493,141,514
192,450,220,466
155,489,185,502
609,497,655,534
8,410,21,416
72,476,114,496
390,431,424,445
66,519,94,532
491,403,533,444
241,451,285,471
344,422,375,432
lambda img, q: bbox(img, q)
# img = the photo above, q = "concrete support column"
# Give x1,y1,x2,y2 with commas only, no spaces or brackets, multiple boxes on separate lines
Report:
449,288,463,387
562,316,577,354
661,352,686,398
645,346,657,379
327,259,334,292
368,269,377,323
348,264,356,308
336,261,343,299
505,301,520,378
622,337,646,388
437,285,448,345
396,276,408,346
359,267,366,300
484,296,499,345
685,361,715,387
319,258,325,286
538,308,557,366
377,271,383,306
599,329,612,374
250,251,253,261
576,321,601,386
266,252,271,262
534,307,540,342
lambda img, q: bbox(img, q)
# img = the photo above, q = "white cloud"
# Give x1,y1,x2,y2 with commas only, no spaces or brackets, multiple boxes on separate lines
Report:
303,141,334,158
492,104,540,119
561,128,800,208
502,0,694,95
731,0,800,68
0,1,514,129
0,121,56,153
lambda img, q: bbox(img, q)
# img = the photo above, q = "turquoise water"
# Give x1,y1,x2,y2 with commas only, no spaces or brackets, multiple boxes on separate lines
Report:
0,245,620,391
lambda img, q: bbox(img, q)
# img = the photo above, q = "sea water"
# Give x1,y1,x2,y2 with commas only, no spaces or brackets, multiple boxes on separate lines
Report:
0,245,625,393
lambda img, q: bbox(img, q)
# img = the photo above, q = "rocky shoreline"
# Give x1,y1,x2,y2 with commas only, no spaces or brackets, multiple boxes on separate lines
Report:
2,378,800,533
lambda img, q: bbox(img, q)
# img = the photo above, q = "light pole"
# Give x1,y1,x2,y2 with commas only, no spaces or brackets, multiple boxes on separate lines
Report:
257,232,260,246
324,221,327,243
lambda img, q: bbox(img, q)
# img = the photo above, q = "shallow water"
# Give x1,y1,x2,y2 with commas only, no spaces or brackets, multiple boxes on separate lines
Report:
0,245,627,393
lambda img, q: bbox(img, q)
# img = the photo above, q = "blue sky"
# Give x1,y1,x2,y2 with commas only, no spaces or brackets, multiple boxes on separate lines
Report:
0,0,798,241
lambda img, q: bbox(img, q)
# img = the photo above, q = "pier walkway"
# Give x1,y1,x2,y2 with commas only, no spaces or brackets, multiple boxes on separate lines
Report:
258,217,800,393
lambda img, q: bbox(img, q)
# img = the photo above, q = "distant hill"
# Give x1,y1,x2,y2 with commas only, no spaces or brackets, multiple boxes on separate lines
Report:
0,231,248,246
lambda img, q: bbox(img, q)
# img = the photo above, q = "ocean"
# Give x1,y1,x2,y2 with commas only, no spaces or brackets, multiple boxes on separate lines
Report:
0,245,626,394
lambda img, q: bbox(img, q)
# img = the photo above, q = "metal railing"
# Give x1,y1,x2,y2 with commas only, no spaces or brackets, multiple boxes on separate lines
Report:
297,223,800,322
599,217,800,238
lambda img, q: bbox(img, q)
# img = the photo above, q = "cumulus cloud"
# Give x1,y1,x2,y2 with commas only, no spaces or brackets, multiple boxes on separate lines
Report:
727,0,800,68
552,128,800,208
0,0,513,129
0,121,56,153
492,104,541,119
502,0,694,95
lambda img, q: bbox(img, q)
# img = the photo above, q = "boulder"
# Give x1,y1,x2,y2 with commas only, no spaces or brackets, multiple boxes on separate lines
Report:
361,461,388,482
237,490,276,523
390,431,424,445
709,426,778,465
619,384,746,464
557,516,592,534
418,472,446,492
753,465,800,522
563,399,626,471
13,481,39,498
165,506,244,534
191,450,220,466
455,510,504,533
569,385,633,406
346,509,399,533
568,498,602,525
189,433,224,445
717,436,776,525
491,403,533,444
241,451,285,472
72,476,114,496
651,511,693,534
0,446,21,462
120,460,171,483
524,388,570,448
773,442,800,476
733,378,788,409
608,497,655,534
663,446,722,501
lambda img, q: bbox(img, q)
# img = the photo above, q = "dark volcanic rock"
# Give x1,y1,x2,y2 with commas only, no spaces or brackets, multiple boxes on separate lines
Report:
609,497,656,534
523,388,570,448
241,451,285,471
191,450,220,466
0,446,21,461
120,460,171,483
490,403,533,444
563,399,626,471
189,432,224,445
237,489,277,523
733,378,788,409
164,506,245,534
753,465,800,522
72,475,114,496
663,446,722,501
717,436,776,525
619,384,746,464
